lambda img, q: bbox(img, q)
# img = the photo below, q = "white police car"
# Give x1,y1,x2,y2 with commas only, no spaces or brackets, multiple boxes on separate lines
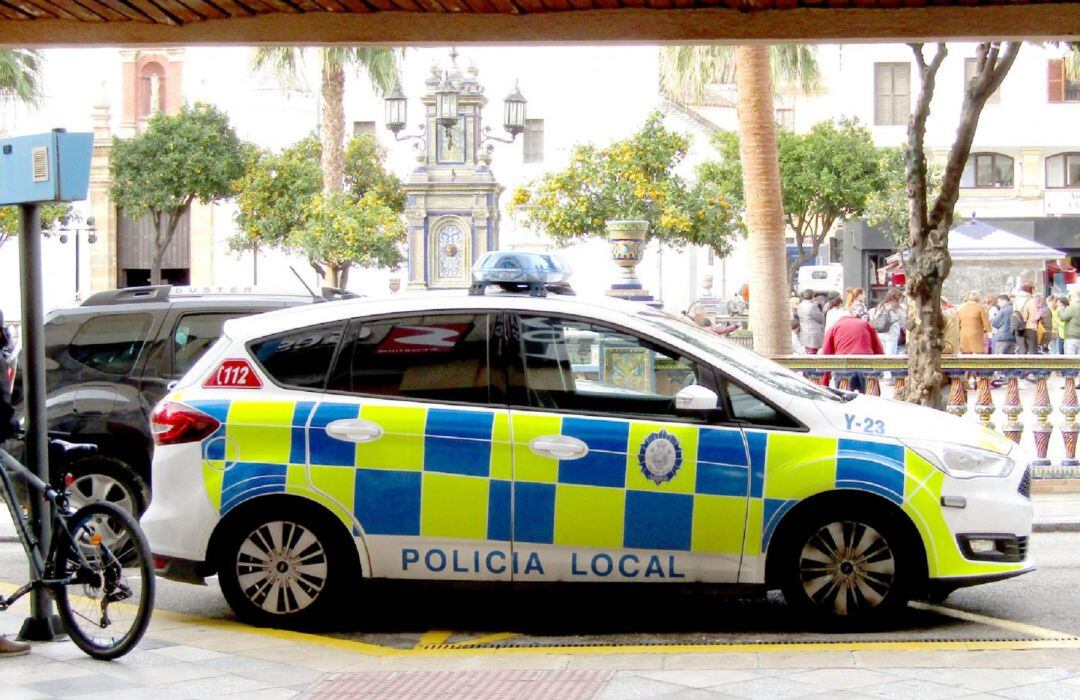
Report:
143,261,1032,627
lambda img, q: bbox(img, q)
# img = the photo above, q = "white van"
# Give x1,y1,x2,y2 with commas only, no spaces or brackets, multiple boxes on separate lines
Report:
797,264,844,295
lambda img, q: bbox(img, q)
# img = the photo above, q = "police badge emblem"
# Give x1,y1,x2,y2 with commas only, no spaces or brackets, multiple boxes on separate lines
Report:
638,429,683,485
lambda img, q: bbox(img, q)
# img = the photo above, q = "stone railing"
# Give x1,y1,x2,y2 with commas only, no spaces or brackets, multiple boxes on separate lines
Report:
774,354,1080,479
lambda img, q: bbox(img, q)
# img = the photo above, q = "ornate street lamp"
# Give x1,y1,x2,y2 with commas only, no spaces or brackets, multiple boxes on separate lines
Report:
502,82,527,137
57,216,97,302
384,81,408,135
435,74,460,129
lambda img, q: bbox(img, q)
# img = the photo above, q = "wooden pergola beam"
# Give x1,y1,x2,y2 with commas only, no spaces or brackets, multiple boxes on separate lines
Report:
1,5,1078,47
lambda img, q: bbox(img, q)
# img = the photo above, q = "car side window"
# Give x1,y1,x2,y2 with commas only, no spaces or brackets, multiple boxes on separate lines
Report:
514,315,716,420
68,313,153,375
249,322,346,390
717,374,799,429
327,313,500,405
172,313,239,376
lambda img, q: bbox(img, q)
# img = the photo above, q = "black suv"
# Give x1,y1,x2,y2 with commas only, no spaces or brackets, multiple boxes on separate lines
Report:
10,285,330,517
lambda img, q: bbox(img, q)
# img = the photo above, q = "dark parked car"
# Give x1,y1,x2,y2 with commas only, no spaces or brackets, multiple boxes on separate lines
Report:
10,285,343,517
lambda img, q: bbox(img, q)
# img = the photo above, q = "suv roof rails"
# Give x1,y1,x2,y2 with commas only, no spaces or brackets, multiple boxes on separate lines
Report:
81,286,172,306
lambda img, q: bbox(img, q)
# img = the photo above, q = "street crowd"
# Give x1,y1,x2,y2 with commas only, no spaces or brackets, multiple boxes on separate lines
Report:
790,285,1080,358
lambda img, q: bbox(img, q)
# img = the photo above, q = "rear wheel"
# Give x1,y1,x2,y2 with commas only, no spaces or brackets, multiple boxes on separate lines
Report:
65,457,149,519
779,506,915,623
217,505,355,629
52,502,155,660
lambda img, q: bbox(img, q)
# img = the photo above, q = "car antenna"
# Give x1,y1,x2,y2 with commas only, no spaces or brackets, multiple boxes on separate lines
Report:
289,266,324,303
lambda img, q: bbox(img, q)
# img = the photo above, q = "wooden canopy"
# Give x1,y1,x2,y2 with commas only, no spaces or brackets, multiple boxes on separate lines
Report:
0,0,1078,46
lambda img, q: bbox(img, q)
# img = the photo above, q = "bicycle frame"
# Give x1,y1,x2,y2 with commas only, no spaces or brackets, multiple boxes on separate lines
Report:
0,447,94,611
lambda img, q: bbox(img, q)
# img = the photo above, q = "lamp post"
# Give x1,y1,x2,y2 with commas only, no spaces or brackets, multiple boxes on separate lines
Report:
57,216,97,303
383,52,528,155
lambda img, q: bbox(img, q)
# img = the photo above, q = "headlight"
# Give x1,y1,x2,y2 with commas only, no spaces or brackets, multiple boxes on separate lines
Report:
903,440,1016,479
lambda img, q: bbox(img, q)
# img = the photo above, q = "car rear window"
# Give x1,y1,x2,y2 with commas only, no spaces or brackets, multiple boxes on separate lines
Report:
68,313,153,375
249,322,346,390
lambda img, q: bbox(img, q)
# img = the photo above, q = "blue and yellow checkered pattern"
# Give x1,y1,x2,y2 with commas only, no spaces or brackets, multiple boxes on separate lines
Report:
187,397,996,580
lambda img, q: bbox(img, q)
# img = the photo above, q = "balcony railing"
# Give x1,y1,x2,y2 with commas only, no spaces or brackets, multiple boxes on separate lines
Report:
773,354,1080,479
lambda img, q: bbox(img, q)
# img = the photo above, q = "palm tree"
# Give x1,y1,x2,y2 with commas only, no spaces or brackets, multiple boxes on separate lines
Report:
0,49,43,106
660,45,819,356
253,48,398,195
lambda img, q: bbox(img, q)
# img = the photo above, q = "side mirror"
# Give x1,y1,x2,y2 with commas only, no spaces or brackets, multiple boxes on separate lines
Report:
675,384,719,412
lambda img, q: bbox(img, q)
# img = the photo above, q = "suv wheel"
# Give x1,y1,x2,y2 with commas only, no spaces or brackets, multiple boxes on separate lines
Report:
65,457,150,519
217,505,356,629
778,505,915,623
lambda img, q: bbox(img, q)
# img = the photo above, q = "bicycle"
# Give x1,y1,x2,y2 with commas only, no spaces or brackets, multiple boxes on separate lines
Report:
0,438,154,660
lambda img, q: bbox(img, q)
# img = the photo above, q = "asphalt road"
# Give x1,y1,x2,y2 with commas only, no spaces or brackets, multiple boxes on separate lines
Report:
2,533,1077,650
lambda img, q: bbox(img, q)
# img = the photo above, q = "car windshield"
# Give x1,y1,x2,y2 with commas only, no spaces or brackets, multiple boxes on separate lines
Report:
636,309,843,402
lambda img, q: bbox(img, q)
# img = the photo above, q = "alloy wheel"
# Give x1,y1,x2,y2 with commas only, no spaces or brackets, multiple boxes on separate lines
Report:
235,520,328,615
798,520,896,616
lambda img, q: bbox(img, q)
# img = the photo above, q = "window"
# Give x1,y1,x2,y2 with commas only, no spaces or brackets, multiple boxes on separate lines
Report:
874,62,911,126
69,314,153,375
775,108,795,131
352,121,376,137
249,322,345,390
515,315,713,419
964,58,1001,103
171,313,238,376
1047,153,1080,189
328,314,498,404
523,118,544,164
1048,59,1080,102
961,152,1014,189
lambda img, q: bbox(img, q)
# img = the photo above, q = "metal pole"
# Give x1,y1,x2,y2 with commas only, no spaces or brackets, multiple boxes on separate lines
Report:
74,231,81,302
16,203,61,642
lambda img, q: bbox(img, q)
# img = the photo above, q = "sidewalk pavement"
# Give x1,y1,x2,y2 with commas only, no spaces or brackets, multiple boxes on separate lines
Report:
7,594,1080,699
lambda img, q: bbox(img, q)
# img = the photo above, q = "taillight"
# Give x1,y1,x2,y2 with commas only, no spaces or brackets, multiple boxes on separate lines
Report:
151,401,220,446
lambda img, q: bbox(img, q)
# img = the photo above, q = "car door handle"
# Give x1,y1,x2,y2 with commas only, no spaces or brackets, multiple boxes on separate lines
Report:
326,419,383,444
530,435,589,460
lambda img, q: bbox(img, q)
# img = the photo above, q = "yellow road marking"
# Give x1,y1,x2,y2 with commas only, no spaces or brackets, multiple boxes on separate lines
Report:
443,632,522,648
415,630,453,648
910,601,1075,640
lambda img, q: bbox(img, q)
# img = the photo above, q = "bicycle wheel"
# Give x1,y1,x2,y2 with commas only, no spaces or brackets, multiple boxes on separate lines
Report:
50,501,155,660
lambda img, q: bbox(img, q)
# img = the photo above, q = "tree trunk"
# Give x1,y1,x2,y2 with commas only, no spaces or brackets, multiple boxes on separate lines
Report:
735,45,791,356
320,56,345,196
904,223,951,408
150,215,166,286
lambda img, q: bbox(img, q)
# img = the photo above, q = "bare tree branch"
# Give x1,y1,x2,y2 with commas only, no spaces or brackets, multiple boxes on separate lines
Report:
906,43,947,241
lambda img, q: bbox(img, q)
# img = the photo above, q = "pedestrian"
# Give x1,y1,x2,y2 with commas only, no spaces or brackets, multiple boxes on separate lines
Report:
958,291,991,354
941,298,960,355
1036,294,1053,354
845,287,869,321
871,288,903,355
1051,296,1066,355
797,289,824,354
0,308,30,658
790,318,805,354
1014,282,1039,354
991,294,1016,354
820,313,885,392
823,295,849,334
1059,291,1080,355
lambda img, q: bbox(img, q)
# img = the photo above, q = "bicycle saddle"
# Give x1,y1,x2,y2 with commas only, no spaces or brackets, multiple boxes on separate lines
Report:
48,439,98,465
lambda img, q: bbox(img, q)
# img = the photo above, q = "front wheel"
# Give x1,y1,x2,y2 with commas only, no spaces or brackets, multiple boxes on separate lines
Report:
778,507,915,624
51,502,155,660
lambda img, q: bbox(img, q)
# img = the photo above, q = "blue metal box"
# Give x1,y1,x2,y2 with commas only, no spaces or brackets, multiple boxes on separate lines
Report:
0,130,93,205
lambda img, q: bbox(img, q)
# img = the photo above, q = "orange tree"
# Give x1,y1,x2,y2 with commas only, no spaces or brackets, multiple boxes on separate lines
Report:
512,112,741,258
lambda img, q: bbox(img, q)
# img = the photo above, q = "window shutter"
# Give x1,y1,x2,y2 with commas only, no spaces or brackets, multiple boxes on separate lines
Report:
1049,59,1065,103
893,64,910,125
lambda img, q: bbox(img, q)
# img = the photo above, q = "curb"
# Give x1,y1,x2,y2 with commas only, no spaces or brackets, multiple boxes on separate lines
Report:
1034,521,1080,533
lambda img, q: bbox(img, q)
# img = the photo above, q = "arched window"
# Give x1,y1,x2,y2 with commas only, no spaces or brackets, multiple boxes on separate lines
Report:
960,152,1014,189
1047,153,1080,189
138,62,166,118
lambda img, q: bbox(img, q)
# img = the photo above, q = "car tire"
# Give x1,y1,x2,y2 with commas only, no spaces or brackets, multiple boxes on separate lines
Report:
778,503,915,625
217,504,357,629
65,456,150,519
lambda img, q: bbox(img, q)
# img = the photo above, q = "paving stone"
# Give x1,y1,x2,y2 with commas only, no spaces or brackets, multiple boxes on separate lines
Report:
905,668,1022,693
595,675,695,699
149,644,229,662
858,678,973,700
708,675,829,699
757,651,855,669
995,680,1080,700
156,672,278,696
24,671,137,697
786,668,903,689
634,669,763,688
567,654,665,670
661,654,761,670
